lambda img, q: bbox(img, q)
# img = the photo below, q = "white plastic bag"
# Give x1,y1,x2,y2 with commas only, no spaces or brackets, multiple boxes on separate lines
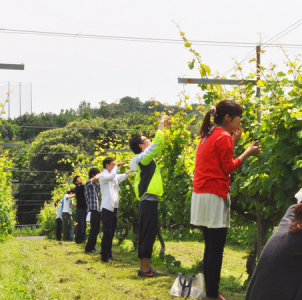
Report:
170,273,206,299
86,211,91,222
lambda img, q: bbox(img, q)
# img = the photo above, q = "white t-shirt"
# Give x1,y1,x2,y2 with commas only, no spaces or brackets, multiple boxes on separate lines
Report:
56,204,62,219
62,194,74,215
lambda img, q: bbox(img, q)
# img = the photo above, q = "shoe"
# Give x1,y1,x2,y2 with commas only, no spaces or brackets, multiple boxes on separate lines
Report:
206,293,228,300
85,249,99,254
138,268,167,277
101,258,114,263
110,257,117,262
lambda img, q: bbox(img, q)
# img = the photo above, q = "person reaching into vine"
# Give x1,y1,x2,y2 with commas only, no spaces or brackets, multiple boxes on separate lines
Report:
191,100,261,300
129,114,171,277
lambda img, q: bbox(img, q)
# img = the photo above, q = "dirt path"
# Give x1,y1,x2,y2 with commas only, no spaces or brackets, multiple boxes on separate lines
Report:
15,236,46,240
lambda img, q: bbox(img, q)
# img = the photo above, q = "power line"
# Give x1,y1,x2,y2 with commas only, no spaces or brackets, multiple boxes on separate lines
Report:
17,211,40,214
15,204,46,206
14,193,66,195
220,18,302,77
1,124,144,130
17,184,58,186
14,200,53,202
9,151,96,155
1,28,302,48
262,18,302,46
14,170,73,173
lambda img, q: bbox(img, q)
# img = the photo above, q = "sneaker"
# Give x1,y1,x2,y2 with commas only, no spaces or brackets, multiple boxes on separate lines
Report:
101,258,114,263
110,257,117,262
85,249,99,254
139,268,167,277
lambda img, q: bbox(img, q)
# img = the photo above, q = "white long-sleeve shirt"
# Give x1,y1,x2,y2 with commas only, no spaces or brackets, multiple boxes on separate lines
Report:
56,204,62,219
62,194,74,215
99,166,128,212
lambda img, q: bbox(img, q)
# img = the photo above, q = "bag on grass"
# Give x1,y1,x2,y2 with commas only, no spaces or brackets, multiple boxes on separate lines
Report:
86,211,91,222
170,273,206,299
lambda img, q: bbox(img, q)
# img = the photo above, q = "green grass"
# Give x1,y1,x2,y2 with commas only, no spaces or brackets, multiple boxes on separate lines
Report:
11,227,44,237
0,237,249,299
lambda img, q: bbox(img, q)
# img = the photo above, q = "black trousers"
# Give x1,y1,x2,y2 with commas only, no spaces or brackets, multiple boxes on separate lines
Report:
62,212,71,241
56,218,62,241
101,208,118,260
202,226,228,299
75,208,87,244
138,200,158,259
85,210,101,252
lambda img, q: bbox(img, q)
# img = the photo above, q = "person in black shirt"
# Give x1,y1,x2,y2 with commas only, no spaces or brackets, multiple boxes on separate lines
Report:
73,176,87,244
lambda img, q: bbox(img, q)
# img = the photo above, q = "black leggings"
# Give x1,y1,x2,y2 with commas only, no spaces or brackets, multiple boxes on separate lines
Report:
202,226,228,299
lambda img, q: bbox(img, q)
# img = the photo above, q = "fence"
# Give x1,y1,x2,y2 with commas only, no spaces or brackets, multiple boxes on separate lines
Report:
15,224,41,229
0,82,32,119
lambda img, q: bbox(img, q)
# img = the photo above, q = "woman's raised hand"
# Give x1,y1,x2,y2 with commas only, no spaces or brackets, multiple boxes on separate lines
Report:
246,142,261,157
232,127,243,145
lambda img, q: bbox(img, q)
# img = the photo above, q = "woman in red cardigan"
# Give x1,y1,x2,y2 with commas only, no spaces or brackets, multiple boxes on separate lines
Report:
191,100,261,300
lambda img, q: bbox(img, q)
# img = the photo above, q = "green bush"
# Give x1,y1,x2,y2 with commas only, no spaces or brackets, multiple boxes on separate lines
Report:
226,223,257,248
37,203,57,239
0,153,16,235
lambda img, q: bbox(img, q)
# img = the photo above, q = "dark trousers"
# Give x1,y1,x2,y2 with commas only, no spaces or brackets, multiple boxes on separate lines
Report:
75,208,87,244
202,226,228,299
56,218,62,241
101,208,118,260
85,210,101,252
62,212,71,241
69,215,74,242
138,200,158,259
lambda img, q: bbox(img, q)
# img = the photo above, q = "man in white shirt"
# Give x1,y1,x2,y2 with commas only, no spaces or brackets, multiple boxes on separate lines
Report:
62,189,76,241
99,157,128,262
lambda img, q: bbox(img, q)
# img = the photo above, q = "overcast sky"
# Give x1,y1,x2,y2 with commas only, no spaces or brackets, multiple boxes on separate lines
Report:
1,0,302,118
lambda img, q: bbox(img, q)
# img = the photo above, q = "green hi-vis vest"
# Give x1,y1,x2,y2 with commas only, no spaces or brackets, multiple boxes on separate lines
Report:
130,130,164,200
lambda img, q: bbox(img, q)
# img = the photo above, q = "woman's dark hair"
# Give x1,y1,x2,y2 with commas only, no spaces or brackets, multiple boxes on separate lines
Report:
289,203,302,232
103,157,115,169
129,134,143,154
200,100,243,137
54,199,60,207
88,167,101,179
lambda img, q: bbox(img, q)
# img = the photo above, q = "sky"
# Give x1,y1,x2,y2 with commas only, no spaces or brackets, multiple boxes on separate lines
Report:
1,0,302,118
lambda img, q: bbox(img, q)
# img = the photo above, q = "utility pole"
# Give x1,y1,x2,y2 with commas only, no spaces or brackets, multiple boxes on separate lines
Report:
256,45,262,260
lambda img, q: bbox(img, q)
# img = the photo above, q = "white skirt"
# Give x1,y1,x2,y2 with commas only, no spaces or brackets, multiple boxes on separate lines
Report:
190,192,230,228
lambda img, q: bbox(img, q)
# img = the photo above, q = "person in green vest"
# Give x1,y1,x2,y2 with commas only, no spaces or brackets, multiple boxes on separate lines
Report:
129,115,171,277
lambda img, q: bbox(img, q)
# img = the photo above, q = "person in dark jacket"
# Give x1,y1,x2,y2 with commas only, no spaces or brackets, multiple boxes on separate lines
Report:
73,176,87,244
245,203,302,300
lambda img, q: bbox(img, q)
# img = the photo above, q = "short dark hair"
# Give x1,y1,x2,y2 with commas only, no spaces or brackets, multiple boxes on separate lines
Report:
73,176,80,185
88,167,101,179
67,188,76,194
54,199,60,207
103,157,115,169
129,134,143,154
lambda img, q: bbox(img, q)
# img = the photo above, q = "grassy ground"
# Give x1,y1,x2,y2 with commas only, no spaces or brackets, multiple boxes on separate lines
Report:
0,237,248,300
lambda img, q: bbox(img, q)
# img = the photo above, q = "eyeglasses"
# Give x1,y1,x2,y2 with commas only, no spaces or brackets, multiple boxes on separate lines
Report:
141,137,149,144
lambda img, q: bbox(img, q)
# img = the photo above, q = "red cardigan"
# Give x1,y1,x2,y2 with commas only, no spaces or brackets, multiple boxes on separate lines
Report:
193,128,242,199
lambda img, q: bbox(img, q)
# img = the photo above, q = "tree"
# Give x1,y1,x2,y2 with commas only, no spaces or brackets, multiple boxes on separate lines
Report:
177,24,302,277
